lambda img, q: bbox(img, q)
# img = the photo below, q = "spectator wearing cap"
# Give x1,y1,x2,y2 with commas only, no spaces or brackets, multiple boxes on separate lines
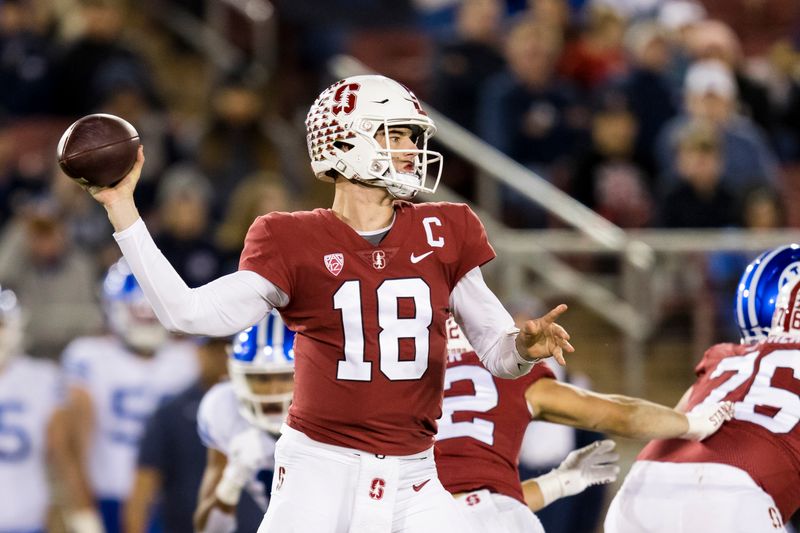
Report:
152,165,227,288
685,19,774,139
0,198,103,359
658,120,739,228
654,59,779,196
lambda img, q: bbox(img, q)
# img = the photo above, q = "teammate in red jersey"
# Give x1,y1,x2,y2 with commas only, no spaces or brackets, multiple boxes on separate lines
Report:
83,74,574,532
605,244,800,533
436,316,734,532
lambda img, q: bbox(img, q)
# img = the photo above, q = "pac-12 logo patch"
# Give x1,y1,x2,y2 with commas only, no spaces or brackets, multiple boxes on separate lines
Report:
324,253,344,276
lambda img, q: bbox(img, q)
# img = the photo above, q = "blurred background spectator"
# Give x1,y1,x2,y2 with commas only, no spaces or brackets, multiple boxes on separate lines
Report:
0,198,103,359
152,165,226,287
654,58,778,197
657,119,739,228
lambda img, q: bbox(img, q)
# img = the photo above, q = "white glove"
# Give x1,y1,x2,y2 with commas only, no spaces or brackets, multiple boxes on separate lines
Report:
215,427,271,505
535,439,620,507
64,508,105,533
683,401,735,441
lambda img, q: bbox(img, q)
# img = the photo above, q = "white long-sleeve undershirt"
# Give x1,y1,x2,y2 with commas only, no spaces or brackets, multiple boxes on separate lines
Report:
114,217,533,377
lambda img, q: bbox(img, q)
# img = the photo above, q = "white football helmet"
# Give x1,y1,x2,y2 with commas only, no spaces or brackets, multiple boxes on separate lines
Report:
102,259,168,353
229,311,295,434
305,75,443,200
0,285,22,366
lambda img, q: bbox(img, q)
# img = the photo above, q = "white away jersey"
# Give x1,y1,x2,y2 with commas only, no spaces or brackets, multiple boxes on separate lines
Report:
62,336,199,498
0,356,64,531
197,382,277,510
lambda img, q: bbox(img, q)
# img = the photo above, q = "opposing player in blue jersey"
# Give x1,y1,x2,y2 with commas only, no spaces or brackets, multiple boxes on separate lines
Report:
63,260,199,533
0,284,103,532
195,311,295,533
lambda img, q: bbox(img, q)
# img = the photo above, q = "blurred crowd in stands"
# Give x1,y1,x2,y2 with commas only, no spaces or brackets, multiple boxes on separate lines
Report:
0,0,798,354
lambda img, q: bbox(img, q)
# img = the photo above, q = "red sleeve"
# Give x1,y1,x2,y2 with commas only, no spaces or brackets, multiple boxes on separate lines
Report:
521,362,558,389
238,215,292,297
453,204,496,283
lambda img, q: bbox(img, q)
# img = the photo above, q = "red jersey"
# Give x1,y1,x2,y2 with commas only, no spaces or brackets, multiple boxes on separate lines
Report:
239,201,495,455
435,347,555,503
639,341,800,519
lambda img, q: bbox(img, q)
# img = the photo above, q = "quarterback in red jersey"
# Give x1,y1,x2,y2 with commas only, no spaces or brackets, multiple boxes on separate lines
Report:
84,74,574,532
606,245,800,533
436,317,734,532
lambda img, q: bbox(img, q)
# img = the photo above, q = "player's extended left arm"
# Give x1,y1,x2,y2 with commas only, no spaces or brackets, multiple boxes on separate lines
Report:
450,267,574,378
526,378,734,441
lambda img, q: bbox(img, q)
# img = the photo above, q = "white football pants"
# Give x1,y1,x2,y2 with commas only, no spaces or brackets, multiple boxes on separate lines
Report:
605,461,787,533
454,489,545,533
257,424,478,533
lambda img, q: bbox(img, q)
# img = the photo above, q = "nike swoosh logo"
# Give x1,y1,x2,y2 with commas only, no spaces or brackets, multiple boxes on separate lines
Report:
412,479,430,492
410,251,433,264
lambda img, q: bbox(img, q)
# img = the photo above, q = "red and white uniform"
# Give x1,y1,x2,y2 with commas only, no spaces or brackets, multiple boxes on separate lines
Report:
242,201,494,533
606,341,800,532
434,320,554,532
240,201,494,456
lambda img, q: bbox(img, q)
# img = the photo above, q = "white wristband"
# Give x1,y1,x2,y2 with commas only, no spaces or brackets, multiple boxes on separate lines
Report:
534,470,564,507
215,475,244,506
64,508,104,533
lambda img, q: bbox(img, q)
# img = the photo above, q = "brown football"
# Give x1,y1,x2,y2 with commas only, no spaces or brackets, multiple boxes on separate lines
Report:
57,113,140,187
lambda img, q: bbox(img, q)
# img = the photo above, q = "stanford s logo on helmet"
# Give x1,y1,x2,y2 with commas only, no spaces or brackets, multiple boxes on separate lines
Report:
736,244,800,343
331,82,360,115
305,75,443,200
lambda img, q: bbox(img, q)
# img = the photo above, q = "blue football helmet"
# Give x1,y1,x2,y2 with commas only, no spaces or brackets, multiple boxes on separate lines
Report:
736,244,800,343
229,310,295,434
0,284,22,365
102,259,168,353
770,266,800,338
